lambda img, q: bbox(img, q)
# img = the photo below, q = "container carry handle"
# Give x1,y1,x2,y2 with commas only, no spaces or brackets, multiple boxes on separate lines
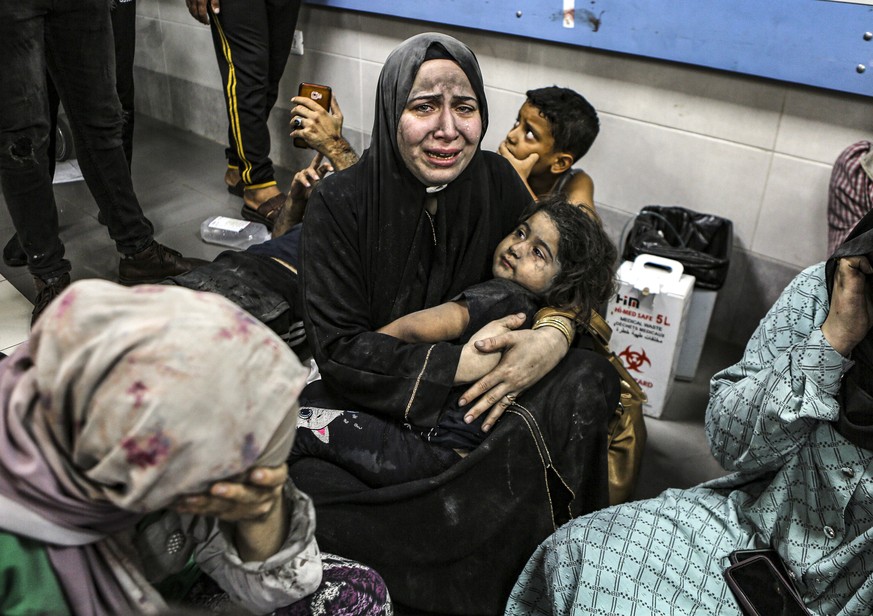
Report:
628,254,685,294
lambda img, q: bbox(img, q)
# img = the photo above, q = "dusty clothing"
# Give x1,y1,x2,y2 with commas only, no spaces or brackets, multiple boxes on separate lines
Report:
291,33,618,615
551,167,584,197
425,278,540,449
166,247,307,355
185,552,393,615
0,281,315,615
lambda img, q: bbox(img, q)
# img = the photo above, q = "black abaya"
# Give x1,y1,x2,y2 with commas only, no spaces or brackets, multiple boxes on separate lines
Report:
292,32,620,615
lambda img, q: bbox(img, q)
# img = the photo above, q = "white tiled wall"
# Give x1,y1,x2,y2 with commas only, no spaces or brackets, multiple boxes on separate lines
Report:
134,3,873,342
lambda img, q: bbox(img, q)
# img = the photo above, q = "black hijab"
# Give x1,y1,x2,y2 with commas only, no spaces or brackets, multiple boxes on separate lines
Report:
299,33,531,419
826,208,873,449
374,32,488,172
357,33,522,325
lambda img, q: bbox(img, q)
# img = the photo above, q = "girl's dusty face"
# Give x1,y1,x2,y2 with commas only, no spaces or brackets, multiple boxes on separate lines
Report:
396,59,483,186
492,211,562,295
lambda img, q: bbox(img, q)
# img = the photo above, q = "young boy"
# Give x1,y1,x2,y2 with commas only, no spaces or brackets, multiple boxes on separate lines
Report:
498,86,600,211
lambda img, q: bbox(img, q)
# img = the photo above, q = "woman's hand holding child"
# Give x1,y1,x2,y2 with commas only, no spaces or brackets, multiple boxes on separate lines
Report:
454,312,527,385
459,322,570,432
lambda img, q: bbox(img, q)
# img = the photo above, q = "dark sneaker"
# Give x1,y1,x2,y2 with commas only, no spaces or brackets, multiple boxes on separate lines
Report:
3,234,26,267
32,272,71,326
118,240,208,285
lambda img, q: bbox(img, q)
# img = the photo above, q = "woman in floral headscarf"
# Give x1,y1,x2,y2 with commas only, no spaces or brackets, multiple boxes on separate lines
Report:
0,280,390,615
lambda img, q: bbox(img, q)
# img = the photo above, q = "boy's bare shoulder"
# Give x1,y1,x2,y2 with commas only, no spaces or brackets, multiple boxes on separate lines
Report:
560,169,595,209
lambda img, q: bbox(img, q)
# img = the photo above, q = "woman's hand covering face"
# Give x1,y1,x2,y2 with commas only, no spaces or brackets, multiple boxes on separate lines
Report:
822,255,873,356
174,465,290,561
174,465,287,522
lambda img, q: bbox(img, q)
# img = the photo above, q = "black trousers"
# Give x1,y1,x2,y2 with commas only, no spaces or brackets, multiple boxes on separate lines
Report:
291,381,460,488
46,0,137,172
0,0,153,278
209,0,302,189
111,0,137,167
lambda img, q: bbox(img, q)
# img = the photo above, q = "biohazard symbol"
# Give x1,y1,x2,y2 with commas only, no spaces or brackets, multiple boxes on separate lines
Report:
619,345,651,373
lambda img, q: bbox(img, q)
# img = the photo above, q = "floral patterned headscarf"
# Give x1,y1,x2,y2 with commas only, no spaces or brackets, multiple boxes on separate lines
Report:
0,280,309,614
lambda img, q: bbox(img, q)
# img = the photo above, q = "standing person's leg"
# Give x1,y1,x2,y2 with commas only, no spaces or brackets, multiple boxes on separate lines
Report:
248,0,300,230
2,72,63,270
264,0,302,121
47,77,61,180
208,0,287,229
45,0,151,255
3,0,140,270
111,0,137,169
44,0,205,290
0,2,71,301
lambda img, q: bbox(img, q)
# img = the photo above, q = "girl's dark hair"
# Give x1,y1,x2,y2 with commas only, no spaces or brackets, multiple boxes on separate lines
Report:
525,195,617,322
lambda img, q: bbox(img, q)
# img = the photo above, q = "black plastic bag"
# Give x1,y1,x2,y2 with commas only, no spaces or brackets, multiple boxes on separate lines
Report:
622,206,733,290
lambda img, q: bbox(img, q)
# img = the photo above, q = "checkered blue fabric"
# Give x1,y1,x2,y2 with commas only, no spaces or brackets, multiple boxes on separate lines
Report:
507,263,873,616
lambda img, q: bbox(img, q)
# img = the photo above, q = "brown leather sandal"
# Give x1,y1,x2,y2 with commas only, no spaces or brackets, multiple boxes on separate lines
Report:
240,193,285,232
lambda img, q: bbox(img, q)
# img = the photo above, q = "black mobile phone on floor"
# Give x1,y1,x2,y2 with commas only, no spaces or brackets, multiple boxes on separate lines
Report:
723,555,808,616
730,549,792,580
729,548,804,604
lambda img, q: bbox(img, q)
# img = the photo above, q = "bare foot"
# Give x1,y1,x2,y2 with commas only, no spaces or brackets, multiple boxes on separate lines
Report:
225,167,242,189
240,185,286,231
243,185,283,211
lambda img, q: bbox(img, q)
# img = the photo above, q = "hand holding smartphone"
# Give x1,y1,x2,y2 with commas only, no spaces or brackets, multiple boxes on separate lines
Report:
293,82,332,149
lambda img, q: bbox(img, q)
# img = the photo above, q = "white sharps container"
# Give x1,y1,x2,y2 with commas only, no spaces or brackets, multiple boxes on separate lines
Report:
605,255,695,418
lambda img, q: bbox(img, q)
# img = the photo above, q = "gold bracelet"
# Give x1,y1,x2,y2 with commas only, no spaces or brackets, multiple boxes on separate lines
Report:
542,316,576,342
533,316,576,347
533,317,575,347
534,306,582,324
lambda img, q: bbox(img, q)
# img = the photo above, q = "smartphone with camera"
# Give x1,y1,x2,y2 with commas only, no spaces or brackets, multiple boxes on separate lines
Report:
293,82,332,148
723,554,808,616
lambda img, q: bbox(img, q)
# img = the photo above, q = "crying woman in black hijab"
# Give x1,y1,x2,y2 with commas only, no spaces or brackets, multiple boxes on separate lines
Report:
299,33,594,430
292,33,620,615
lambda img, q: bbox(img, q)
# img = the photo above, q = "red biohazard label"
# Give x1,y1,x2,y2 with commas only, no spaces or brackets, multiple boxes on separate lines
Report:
619,345,651,373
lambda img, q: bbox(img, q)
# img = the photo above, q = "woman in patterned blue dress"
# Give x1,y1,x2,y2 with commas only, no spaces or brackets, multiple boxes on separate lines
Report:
506,211,873,616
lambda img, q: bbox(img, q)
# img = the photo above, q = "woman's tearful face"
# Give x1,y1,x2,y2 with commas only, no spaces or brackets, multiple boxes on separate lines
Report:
397,59,483,187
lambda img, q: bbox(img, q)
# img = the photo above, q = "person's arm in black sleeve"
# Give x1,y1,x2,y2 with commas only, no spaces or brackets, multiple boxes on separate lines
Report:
299,179,462,427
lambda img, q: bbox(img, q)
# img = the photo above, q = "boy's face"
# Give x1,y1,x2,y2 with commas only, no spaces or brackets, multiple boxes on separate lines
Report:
502,102,560,177
492,211,561,295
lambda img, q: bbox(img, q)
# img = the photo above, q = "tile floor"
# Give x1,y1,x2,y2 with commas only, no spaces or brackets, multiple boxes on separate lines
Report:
0,273,31,356
0,114,745,500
